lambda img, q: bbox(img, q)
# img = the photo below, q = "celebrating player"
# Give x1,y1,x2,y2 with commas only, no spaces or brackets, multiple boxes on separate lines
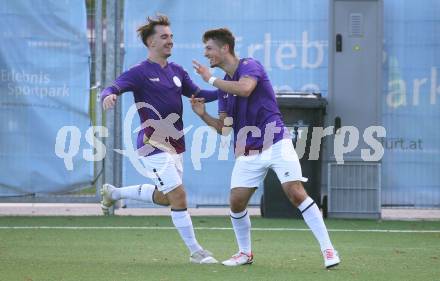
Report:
100,15,218,264
191,28,340,268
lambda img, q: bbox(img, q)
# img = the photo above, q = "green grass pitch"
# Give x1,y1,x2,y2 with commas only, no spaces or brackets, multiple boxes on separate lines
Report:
1,216,439,281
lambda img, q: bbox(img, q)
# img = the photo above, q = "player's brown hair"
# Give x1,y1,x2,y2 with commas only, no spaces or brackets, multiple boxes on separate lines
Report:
202,28,235,56
137,14,170,47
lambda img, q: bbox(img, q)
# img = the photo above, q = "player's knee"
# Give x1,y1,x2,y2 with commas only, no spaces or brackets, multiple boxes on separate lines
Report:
284,180,305,193
166,185,187,208
282,181,308,206
153,190,170,206
229,196,247,213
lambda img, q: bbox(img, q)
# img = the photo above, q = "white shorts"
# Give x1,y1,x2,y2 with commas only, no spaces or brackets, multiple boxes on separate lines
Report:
230,138,308,189
140,152,183,194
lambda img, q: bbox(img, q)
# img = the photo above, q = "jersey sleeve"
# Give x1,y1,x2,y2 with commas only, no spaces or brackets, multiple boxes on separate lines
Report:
113,67,142,94
196,89,219,102
180,67,200,98
100,67,141,102
100,87,117,103
218,90,228,114
239,59,263,82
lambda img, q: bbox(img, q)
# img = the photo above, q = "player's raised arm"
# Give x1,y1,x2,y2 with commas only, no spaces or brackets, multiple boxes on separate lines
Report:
192,60,256,97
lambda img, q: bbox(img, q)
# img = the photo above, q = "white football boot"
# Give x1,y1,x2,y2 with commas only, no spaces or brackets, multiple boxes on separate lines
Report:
222,252,254,266
189,249,218,264
323,248,340,269
100,184,116,216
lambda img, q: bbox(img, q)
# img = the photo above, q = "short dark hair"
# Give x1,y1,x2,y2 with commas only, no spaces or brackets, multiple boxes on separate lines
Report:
137,14,170,47
202,28,235,56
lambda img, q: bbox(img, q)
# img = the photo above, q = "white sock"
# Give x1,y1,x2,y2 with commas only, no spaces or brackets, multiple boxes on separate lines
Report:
298,197,333,251
111,184,155,203
230,209,252,254
171,209,202,254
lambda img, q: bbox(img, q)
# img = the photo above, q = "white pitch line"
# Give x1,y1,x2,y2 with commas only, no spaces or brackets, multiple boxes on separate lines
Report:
0,226,439,233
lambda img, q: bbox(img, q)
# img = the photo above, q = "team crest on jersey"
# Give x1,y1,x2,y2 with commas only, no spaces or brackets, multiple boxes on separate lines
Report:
173,76,182,87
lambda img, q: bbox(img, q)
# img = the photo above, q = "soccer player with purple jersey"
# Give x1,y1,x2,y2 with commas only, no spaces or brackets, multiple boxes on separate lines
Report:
191,28,340,268
100,15,218,264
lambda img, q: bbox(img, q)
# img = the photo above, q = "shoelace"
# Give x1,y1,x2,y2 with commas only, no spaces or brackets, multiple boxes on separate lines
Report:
324,250,334,259
232,252,250,260
201,251,212,258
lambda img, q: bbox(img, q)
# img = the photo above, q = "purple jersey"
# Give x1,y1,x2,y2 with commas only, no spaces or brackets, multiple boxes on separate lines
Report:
101,59,215,156
218,58,287,156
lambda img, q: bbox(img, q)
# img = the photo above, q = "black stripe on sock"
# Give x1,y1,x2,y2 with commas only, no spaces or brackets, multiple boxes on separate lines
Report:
230,210,248,220
300,201,315,214
171,208,188,212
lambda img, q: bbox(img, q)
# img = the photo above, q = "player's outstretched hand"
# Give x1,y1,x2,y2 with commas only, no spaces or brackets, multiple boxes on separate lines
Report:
103,94,117,110
190,95,206,117
192,60,211,83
